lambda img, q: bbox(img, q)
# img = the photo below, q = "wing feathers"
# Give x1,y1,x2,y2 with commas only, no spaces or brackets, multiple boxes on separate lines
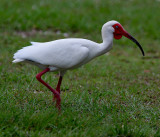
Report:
13,44,89,69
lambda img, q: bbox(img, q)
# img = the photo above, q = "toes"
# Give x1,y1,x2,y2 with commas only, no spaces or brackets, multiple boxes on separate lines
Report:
56,97,61,110
53,93,61,110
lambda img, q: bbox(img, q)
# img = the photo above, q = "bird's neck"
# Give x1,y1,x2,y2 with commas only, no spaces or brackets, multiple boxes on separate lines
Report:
97,32,113,56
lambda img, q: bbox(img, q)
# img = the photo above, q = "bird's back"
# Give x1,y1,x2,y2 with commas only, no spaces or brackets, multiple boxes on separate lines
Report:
13,38,99,69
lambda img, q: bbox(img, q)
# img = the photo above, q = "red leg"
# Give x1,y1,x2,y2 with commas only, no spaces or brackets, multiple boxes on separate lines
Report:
36,68,61,110
56,76,63,93
53,76,63,101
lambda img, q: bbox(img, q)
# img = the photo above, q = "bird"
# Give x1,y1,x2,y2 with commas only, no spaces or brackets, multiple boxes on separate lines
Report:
13,20,145,110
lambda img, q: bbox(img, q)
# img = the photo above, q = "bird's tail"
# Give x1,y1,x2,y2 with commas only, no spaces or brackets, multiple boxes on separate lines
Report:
12,58,24,63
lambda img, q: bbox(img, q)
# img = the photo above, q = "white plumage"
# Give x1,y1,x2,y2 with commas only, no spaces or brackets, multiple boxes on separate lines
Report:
13,39,100,71
13,28,114,73
13,20,144,110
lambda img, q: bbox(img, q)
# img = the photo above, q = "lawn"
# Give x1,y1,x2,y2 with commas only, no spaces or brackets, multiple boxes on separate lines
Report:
0,0,160,136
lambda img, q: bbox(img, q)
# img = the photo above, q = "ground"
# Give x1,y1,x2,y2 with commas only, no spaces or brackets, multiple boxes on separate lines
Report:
0,0,160,136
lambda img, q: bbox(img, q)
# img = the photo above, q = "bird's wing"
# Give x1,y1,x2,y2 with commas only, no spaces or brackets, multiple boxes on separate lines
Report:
13,42,89,69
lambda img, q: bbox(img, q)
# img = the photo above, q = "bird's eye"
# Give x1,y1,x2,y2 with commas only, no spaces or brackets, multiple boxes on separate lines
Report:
116,26,119,28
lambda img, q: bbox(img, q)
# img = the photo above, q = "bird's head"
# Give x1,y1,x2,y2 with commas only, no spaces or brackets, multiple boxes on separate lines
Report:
103,20,145,56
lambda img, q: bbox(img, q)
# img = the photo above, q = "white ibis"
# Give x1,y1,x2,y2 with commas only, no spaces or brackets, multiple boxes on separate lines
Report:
13,20,145,110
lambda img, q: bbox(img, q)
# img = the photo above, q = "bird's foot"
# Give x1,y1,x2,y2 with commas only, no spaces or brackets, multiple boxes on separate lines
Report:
53,93,61,111
53,90,60,102
56,98,61,111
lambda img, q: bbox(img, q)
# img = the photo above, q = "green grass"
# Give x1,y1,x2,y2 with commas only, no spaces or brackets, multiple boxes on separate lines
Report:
0,0,160,136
